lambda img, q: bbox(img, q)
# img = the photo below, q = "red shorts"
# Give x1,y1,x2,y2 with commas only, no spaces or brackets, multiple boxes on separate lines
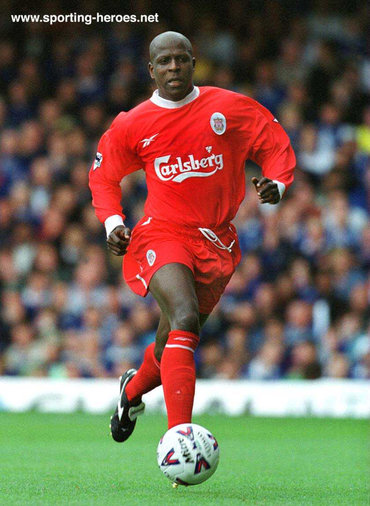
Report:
122,216,242,314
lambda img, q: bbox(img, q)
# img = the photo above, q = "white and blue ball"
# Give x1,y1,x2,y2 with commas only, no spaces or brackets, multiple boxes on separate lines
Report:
157,423,220,486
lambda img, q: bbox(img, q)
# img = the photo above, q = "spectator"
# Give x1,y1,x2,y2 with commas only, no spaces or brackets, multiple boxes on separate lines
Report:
247,340,284,380
286,341,322,379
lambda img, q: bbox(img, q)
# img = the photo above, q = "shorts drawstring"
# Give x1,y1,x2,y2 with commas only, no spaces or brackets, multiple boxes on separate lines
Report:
198,227,235,253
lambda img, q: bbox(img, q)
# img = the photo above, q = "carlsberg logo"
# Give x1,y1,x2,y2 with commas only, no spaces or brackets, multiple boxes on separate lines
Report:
154,153,224,183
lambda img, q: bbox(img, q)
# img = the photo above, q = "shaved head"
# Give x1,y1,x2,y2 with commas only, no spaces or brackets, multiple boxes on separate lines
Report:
149,31,193,62
148,31,195,101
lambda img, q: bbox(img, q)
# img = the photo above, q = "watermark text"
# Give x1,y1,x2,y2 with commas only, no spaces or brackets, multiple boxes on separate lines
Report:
11,13,159,25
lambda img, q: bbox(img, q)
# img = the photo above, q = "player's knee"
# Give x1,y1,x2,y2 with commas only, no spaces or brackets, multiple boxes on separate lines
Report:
171,303,199,334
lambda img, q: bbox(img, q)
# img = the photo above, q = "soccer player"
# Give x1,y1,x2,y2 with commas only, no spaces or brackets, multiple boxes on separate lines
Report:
89,31,295,442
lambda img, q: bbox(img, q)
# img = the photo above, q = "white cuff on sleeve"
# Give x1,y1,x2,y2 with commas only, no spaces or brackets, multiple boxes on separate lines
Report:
273,180,286,199
104,215,124,238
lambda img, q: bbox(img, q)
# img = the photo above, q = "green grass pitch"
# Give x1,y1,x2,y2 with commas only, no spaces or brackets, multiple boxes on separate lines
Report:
0,413,368,505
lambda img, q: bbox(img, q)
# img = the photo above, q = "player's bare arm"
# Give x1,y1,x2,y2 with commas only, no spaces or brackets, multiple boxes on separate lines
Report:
106,225,131,256
251,176,281,205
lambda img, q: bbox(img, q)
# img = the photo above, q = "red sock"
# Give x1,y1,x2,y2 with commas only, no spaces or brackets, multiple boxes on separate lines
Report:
125,342,161,404
160,330,199,429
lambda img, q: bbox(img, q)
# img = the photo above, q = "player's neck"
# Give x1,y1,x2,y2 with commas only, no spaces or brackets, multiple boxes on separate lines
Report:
151,86,199,109
158,85,195,102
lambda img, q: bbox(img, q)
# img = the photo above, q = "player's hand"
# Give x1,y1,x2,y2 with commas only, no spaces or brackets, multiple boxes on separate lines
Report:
251,177,280,204
106,225,131,256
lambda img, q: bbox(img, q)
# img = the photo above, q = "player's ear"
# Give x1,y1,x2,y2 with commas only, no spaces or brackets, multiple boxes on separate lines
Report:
148,62,155,79
192,57,196,69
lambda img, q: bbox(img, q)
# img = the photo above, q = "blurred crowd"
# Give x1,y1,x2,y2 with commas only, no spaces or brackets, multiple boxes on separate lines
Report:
0,0,369,380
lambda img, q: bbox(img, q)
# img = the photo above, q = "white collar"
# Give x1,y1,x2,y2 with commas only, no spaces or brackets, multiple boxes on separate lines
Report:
150,86,199,109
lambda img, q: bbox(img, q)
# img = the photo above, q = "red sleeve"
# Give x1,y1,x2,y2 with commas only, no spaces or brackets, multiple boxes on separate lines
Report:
247,100,296,191
88,112,142,223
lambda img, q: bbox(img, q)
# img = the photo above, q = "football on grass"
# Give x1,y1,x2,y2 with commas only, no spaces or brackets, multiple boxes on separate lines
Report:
157,423,220,486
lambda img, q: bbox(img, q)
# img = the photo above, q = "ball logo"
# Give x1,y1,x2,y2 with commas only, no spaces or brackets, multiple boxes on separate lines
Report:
194,453,211,474
146,249,156,266
207,433,219,450
177,426,194,441
161,449,180,466
210,112,226,135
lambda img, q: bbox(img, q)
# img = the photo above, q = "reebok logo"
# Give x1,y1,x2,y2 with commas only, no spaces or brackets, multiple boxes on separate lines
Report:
154,153,224,183
140,133,158,147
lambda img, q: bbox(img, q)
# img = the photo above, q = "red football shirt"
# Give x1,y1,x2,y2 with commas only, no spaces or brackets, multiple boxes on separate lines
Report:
89,86,295,230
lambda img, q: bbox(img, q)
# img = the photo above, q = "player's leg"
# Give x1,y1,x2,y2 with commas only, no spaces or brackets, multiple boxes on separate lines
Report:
111,261,209,440
154,312,209,362
154,312,172,363
110,314,167,443
126,310,209,405
124,313,168,404
148,263,202,428
149,263,200,331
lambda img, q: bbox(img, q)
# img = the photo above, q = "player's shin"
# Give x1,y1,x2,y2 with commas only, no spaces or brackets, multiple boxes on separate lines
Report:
125,342,161,404
160,330,199,429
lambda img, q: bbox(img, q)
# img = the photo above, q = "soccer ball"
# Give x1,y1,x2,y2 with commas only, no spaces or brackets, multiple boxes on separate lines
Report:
157,423,220,486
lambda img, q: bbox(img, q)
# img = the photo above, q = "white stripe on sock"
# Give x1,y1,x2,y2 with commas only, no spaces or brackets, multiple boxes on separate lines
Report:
165,344,195,353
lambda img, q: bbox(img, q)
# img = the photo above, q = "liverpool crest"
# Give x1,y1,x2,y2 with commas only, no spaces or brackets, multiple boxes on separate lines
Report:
210,112,226,135
146,249,156,266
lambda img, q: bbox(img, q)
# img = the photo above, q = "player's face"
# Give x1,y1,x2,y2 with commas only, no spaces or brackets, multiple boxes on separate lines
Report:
149,43,195,101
